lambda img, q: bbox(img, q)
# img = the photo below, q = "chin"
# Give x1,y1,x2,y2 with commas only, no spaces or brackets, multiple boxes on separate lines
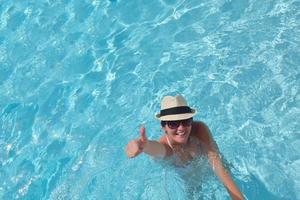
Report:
174,134,189,144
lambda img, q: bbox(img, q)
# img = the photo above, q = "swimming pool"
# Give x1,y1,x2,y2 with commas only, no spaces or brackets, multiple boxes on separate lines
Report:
0,0,299,199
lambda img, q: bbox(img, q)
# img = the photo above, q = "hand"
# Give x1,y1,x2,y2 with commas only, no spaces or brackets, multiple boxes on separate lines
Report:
125,126,148,158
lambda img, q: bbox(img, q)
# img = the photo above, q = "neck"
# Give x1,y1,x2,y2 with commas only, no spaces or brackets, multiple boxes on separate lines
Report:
166,135,190,149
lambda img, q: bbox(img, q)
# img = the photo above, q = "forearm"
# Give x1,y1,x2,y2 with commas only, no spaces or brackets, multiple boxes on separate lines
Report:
217,167,244,200
143,140,166,158
209,153,244,200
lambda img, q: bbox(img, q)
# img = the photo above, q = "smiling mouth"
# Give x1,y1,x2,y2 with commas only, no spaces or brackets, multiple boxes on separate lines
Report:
176,131,185,136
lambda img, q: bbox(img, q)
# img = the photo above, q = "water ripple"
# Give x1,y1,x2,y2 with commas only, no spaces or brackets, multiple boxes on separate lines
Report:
0,0,299,199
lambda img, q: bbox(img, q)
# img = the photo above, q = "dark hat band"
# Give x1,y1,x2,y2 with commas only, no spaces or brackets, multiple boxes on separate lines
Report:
160,106,192,117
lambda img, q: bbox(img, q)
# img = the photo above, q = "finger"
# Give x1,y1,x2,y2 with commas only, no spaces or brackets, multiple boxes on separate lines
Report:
125,144,133,158
140,126,147,142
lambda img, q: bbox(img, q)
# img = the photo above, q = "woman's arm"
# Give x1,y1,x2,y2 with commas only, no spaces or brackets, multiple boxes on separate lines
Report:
207,149,244,200
125,126,167,158
195,122,245,200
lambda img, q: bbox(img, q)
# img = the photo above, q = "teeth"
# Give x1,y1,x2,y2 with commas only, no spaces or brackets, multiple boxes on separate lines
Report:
176,132,185,136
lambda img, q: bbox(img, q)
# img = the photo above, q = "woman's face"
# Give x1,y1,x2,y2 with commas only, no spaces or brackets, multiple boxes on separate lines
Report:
162,119,193,144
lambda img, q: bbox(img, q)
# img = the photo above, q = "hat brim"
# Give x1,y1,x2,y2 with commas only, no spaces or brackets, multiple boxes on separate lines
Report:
155,109,197,121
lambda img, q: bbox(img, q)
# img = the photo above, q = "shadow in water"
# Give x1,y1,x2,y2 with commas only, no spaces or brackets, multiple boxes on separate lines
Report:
242,173,283,200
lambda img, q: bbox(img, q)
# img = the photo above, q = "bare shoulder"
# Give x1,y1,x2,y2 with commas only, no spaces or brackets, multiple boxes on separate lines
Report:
158,135,168,145
192,121,213,146
158,135,173,157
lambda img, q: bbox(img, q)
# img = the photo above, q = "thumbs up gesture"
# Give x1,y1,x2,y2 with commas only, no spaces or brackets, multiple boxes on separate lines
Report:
126,126,148,158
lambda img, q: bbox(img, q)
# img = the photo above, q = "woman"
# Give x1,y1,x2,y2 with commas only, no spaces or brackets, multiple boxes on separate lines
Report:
125,95,244,200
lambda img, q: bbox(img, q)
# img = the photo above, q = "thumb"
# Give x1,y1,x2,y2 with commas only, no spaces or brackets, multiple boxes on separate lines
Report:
140,126,147,143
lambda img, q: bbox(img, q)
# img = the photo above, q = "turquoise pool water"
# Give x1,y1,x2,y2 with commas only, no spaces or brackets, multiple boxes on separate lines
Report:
0,0,299,199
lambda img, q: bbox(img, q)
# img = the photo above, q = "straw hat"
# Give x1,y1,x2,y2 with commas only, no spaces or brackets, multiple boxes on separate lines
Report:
155,95,197,121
